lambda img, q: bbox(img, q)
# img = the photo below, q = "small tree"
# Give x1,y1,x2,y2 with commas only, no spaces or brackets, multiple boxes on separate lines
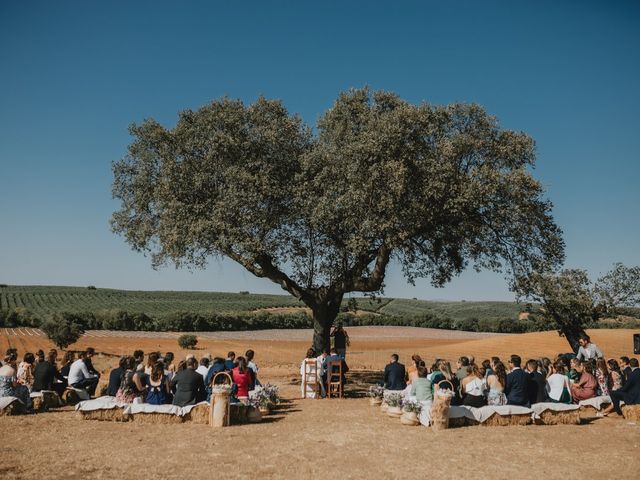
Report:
178,334,198,349
522,263,640,352
40,313,85,349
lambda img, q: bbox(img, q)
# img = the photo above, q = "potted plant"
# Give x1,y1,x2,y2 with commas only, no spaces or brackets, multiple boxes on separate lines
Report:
400,399,422,426
385,393,403,418
368,385,384,406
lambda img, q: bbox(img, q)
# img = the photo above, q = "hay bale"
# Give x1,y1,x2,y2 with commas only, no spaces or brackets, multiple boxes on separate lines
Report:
448,416,468,428
621,405,640,421
78,408,127,422
129,412,184,424
0,401,25,416
231,404,249,424
32,391,62,411
579,404,609,418
62,389,84,406
538,409,581,425
185,404,210,424
481,413,531,427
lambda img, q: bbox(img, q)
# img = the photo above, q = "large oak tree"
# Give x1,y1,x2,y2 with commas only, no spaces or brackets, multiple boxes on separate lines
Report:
111,88,564,352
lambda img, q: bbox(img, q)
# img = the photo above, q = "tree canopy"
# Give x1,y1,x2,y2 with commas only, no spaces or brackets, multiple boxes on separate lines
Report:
112,88,565,351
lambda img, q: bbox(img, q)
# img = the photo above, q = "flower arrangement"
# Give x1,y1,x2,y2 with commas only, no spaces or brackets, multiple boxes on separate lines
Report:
385,392,403,408
368,385,385,398
253,384,281,407
401,399,422,414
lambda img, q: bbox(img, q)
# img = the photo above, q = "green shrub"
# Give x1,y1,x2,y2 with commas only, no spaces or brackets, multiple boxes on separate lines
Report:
178,334,198,349
40,312,85,349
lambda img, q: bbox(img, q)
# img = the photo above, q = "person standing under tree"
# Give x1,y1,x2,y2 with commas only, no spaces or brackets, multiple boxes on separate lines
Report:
331,323,350,359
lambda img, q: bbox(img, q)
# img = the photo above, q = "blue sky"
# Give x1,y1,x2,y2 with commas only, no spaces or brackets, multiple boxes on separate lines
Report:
0,1,638,301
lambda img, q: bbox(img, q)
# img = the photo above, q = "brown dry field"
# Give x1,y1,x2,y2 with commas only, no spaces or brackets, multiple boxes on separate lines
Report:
1,327,639,480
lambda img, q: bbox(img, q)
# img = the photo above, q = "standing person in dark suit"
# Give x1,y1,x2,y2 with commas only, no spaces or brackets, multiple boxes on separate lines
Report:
331,323,350,359
171,357,206,406
606,358,640,416
504,355,530,406
526,359,547,404
383,354,406,391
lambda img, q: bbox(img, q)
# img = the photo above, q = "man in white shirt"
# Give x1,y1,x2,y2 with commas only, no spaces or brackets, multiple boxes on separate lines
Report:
576,335,604,361
195,357,210,378
68,351,99,396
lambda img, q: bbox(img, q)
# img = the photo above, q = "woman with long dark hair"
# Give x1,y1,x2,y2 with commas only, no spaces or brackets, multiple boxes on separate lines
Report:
232,356,253,402
486,361,507,405
594,358,610,396
146,362,171,405
461,364,487,407
116,356,146,404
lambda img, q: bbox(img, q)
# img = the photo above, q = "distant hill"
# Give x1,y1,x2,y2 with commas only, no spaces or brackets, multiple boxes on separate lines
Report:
0,285,524,322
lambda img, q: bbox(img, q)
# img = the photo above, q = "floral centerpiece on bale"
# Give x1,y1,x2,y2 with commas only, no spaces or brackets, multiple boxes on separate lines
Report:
385,393,403,418
368,385,385,405
400,399,422,426
252,384,281,414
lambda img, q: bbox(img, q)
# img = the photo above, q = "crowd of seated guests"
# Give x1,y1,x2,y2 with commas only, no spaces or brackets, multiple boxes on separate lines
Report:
377,336,639,417
0,346,265,411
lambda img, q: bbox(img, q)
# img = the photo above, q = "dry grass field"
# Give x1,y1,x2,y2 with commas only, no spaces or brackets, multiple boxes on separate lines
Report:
1,327,639,480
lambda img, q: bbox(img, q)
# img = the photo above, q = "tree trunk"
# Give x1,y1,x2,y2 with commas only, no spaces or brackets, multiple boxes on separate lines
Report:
558,323,587,354
310,296,343,354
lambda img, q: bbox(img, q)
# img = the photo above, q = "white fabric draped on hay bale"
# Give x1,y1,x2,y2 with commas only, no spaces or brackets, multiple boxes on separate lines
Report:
578,395,611,410
529,402,579,418
0,396,23,411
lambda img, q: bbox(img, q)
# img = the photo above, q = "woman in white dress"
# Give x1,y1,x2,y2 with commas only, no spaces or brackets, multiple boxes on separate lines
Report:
300,348,321,398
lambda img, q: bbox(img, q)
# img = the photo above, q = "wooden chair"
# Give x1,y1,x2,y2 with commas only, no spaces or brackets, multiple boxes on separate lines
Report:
302,359,320,399
326,360,343,399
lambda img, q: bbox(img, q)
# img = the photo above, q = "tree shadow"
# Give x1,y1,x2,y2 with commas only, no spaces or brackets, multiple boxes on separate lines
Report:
344,369,382,398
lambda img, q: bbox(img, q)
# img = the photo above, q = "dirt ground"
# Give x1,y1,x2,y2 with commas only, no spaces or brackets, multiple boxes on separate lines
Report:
1,327,639,479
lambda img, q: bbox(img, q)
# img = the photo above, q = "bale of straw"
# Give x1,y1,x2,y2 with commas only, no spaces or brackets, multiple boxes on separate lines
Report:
231,404,249,424
0,401,24,416
621,405,640,421
448,417,468,428
78,408,128,422
579,404,609,418
481,413,532,427
538,409,581,425
62,389,83,406
129,412,184,424
185,404,210,424
32,391,61,411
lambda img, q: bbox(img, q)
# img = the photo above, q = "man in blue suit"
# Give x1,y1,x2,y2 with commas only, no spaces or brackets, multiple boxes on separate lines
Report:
610,358,640,415
383,354,406,391
504,354,531,406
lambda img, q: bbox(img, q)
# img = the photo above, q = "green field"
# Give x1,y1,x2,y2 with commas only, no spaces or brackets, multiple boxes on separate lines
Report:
0,285,523,322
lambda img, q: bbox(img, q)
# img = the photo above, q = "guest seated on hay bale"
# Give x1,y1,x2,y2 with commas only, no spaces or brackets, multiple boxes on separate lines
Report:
196,356,211,379
486,361,507,405
172,357,206,407
505,355,530,406
410,366,432,402
133,350,145,370
144,352,160,376
69,350,100,397
570,360,598,402
205,357,227,401
619,356,632,384
406,355,422,385
0,362,32,410
32,349,65,396
225,352,236,371
246,349,260,388
607,359,624,392
83,347,100,378
107,357,127,397
430,360,461,405
456,357,470,382
163,352,176,379
526,359,547,404
461,364,487,408
594,358,612,397
231,356,254,403
116,356,146,403
145,362,171,405
16,352,36,391
59,351,74,382
546,360,572,403
383,354,406,391
606,358,640,416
